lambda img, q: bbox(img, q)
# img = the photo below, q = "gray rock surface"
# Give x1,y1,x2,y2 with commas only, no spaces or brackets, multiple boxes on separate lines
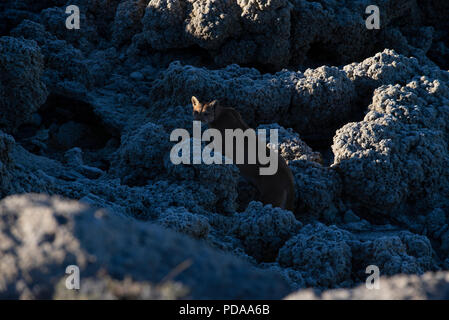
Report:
158,206,211,239
0,36,48,132
286,271,449,300
0,0,449,300
231,201,301,262
349,231,434,279
258,123,322,164
277,223,353,288
0,132,14,197
0,194,291,299
290,160,342,222
148,62,357,138
110,122,170,184
332,76,449,217
137,0,291,69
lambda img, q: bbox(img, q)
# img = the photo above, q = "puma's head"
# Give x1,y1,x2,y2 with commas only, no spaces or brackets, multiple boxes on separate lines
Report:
191,96,222,124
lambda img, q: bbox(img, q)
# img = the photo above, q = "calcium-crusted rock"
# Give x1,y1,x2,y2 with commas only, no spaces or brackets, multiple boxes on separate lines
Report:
138,0,291,69
39,6,99,51
288,66,357,137
289,160,342,222
131,0,445,70
227,0,291,69
110,122,171,185
369,77,449,141
231,201,301,262
11,19,99,94
139,0,188,50
81,179,218,220
332,76,449,217
277,223,353,288
10,19,51,44
8,138,233,220
333,118,446,216
148,61,291,126
286,271,449,300
0,36,48,132
73,0,123,39
258,123,322,164
148,62,356,138
111,0,147,46
164,137,240,213
425,208,447,239
3,0,448,71
0,194,291,299
155,104,194,133
185,0,241,50
349,231,434,280
1,0,449,299
289,0,429,68
158,206,211,239
0,132,14,197
276,223,435,289
343,49,449,104
54,273,189,300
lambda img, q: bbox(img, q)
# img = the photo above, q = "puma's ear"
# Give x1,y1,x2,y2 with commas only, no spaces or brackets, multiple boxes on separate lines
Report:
191,96,200,108
208,99,219,109
209,100,221,116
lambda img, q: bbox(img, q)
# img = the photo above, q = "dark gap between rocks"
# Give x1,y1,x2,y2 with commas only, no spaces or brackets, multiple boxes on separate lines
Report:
16,94,114,169
304,41,342,69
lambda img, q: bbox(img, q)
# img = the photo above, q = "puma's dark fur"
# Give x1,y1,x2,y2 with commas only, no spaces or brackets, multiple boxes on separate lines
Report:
192,96,296,211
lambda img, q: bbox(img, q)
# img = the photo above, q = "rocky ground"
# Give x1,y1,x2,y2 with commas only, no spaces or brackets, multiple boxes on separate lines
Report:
0,0,448,299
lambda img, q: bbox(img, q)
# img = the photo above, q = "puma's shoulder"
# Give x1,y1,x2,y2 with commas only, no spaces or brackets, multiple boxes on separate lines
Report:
219,108,249,130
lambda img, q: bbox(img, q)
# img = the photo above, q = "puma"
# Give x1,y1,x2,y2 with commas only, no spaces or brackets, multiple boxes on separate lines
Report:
192,96,296,211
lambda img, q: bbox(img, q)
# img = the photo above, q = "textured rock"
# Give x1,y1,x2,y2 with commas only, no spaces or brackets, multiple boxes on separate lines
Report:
54,274,189,300
332,76,449,217
0,36,48,132
11,19,102,94
277,223,435,289
258,123,322,164
0,194,291,299
1,0,449,299
148,62,356,138
277,223,353,288
289,0,430,68
289,160,341,222
3,0,448,71
288,66,356,137
40,6,99,50
164,137,240,213
111,0,147,46
110,122,170,185
231,201,301,262
286,271,449,300
158,206,211,239
425,208,447,239
343,49,449,104
148,62,291,126
138,0,291,69
0,132,14,197
349,231,434,279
